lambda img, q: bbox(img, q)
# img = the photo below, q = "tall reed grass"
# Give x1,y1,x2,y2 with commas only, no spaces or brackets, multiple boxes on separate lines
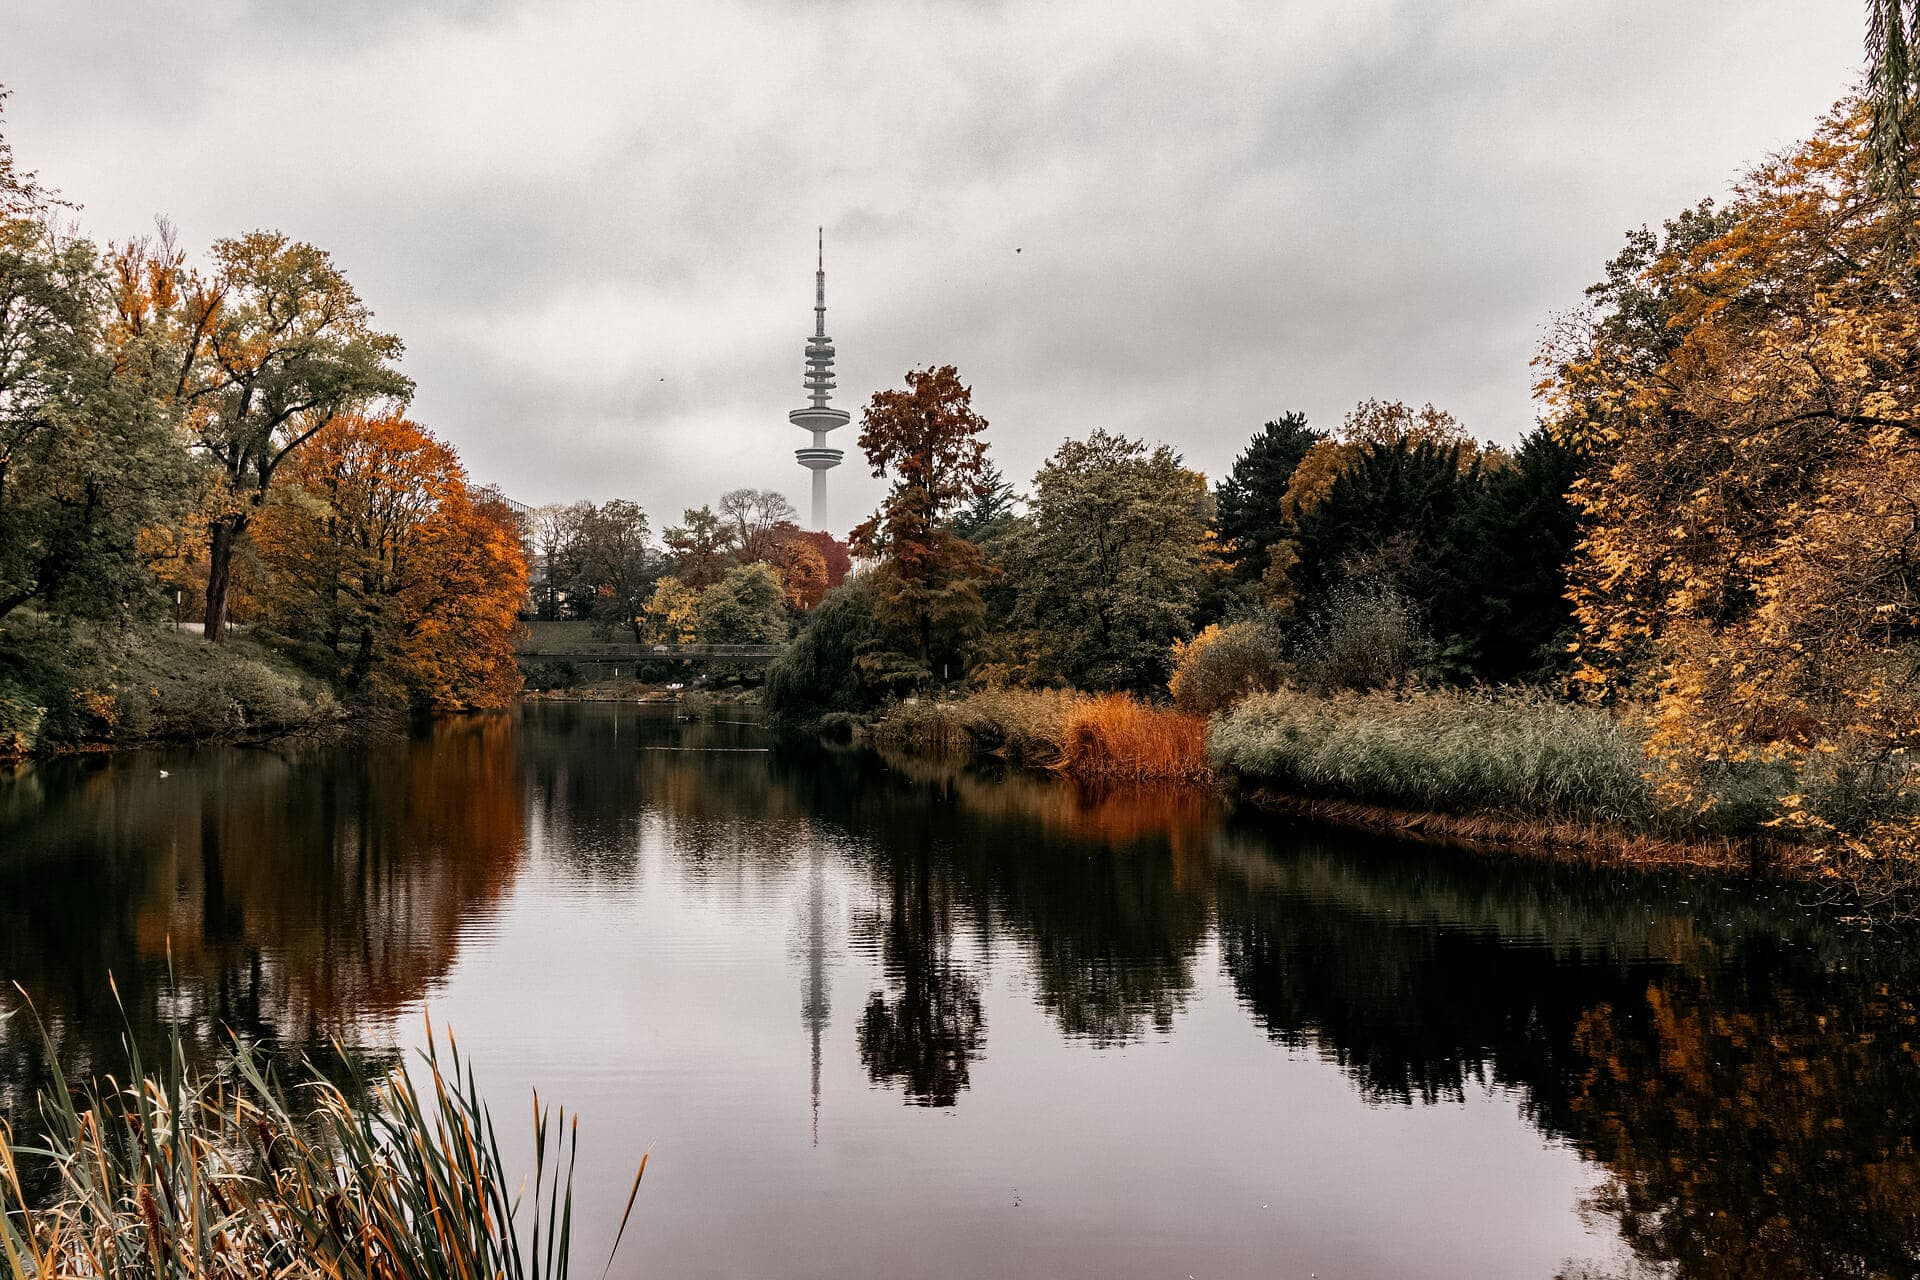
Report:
1209,687,1655,828
1059,695,1212,784
0,991,644,1280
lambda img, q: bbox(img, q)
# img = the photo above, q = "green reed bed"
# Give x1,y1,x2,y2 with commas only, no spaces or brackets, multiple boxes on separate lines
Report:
0,995,644,1280
1209,687,1658,830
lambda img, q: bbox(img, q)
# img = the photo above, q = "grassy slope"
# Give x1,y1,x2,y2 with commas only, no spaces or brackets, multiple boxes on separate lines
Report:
0,613,342,756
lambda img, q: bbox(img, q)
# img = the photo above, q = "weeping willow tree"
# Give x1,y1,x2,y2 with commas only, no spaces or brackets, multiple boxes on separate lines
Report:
1867,0,1920,201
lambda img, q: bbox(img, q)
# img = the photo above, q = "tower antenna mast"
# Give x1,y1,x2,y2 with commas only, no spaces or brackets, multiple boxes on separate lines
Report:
790,228,848,529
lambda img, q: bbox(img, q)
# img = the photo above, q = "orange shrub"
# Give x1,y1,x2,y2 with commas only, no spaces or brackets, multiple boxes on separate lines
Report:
1058,693,1212,785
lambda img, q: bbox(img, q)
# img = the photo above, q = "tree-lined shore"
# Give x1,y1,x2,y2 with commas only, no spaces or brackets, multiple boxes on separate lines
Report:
769,85,1920,917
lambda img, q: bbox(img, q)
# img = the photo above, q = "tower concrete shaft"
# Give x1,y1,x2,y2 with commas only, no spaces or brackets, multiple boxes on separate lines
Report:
790,228,848,530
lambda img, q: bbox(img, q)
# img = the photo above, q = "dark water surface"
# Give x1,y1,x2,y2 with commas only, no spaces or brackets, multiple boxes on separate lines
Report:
3,704,1918,1279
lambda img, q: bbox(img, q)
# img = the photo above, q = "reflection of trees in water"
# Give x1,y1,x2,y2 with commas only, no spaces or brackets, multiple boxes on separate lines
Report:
855,844,984,1107
1565,969,1920,1280
0,715,526,1116
774,746,1215,1056
522,704,814,880
1206,829,1920,1277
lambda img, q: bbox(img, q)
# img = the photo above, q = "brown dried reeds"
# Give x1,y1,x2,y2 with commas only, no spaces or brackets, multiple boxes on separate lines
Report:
1057,694,1212,785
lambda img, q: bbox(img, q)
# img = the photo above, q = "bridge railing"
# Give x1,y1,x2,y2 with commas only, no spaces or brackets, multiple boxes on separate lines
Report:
515,642,786,661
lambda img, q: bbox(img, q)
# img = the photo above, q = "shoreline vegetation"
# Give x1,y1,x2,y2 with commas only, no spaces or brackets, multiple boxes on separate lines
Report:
0,1001,641,1279
853,684,1858,906
0,615,349,761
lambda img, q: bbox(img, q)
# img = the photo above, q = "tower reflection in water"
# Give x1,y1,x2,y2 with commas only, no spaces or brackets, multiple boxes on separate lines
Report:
2,704,1917,1278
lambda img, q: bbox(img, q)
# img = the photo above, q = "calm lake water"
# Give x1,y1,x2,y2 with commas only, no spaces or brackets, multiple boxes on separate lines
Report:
3,703,1918,1278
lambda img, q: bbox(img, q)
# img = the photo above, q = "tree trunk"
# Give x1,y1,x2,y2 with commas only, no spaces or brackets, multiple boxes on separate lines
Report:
203,515,247,643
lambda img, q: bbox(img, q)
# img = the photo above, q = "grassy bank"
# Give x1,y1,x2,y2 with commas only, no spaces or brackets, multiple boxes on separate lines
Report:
1209,688,1655,829
0,614,343,759
872,689,1211,784
865,684,1910,904
0,1007,643,1279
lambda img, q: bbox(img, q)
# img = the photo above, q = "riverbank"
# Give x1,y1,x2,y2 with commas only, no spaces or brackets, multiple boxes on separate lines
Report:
864,685,1883,905
0,614,347,759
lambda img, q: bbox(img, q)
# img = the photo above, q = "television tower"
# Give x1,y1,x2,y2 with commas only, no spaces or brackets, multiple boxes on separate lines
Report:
790,229,848,530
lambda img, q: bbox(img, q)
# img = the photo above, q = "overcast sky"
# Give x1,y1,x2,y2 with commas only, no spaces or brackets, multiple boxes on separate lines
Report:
2,0,1868,533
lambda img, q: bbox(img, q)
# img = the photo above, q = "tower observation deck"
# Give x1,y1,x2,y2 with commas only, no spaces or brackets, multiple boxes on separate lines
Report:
790,229,849,530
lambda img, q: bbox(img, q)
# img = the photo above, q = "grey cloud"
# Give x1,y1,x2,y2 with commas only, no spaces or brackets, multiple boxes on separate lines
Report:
0,0,1869,524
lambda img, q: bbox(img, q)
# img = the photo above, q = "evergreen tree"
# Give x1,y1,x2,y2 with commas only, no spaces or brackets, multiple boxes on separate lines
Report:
950,460,1018,541
1213,412,1321,579
1289,439,1480,661
1456,428,1586,681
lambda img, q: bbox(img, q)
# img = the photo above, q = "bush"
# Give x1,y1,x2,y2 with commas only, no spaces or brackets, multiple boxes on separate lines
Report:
1296,586,1431,692
1210,687,1654,827
764,580,884,731
957,688,1086,764
0,616,339,753
1169,621,1284,715
874,688,1210,783
1059,694,1211,783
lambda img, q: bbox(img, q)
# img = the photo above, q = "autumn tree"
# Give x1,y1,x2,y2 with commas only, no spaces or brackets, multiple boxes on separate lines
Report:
780,527,851,598
641,576,701,643
771,532,830,609
252,413,526,708
1544,100,1920,900
851,365,993,676
1010,430,1210,691
157,231,411,640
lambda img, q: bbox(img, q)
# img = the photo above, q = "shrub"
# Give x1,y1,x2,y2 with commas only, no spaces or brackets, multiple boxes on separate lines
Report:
1059,694,1212,784
871,687,1089,765
0,616,339,751
1168,621,1284,715
1296,586,1431,692
523,660,584,691
958,687,1085,764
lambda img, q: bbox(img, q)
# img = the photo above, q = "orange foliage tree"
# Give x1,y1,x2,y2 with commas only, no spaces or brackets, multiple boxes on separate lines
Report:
851,365,994,677
253,412,526,708
1543,101,1920,902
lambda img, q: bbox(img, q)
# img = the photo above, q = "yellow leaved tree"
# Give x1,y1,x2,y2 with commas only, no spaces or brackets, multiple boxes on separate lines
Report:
1543,100,1920,906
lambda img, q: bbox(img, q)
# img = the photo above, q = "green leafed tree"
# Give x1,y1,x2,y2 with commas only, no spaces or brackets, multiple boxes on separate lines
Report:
1867,0,1920,202
567,499,656,643
1454,427,1588,681
1287,438,1480,666
764,578,884,729
1011,429,1211,691
695,561,788,645
0,99,187,623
